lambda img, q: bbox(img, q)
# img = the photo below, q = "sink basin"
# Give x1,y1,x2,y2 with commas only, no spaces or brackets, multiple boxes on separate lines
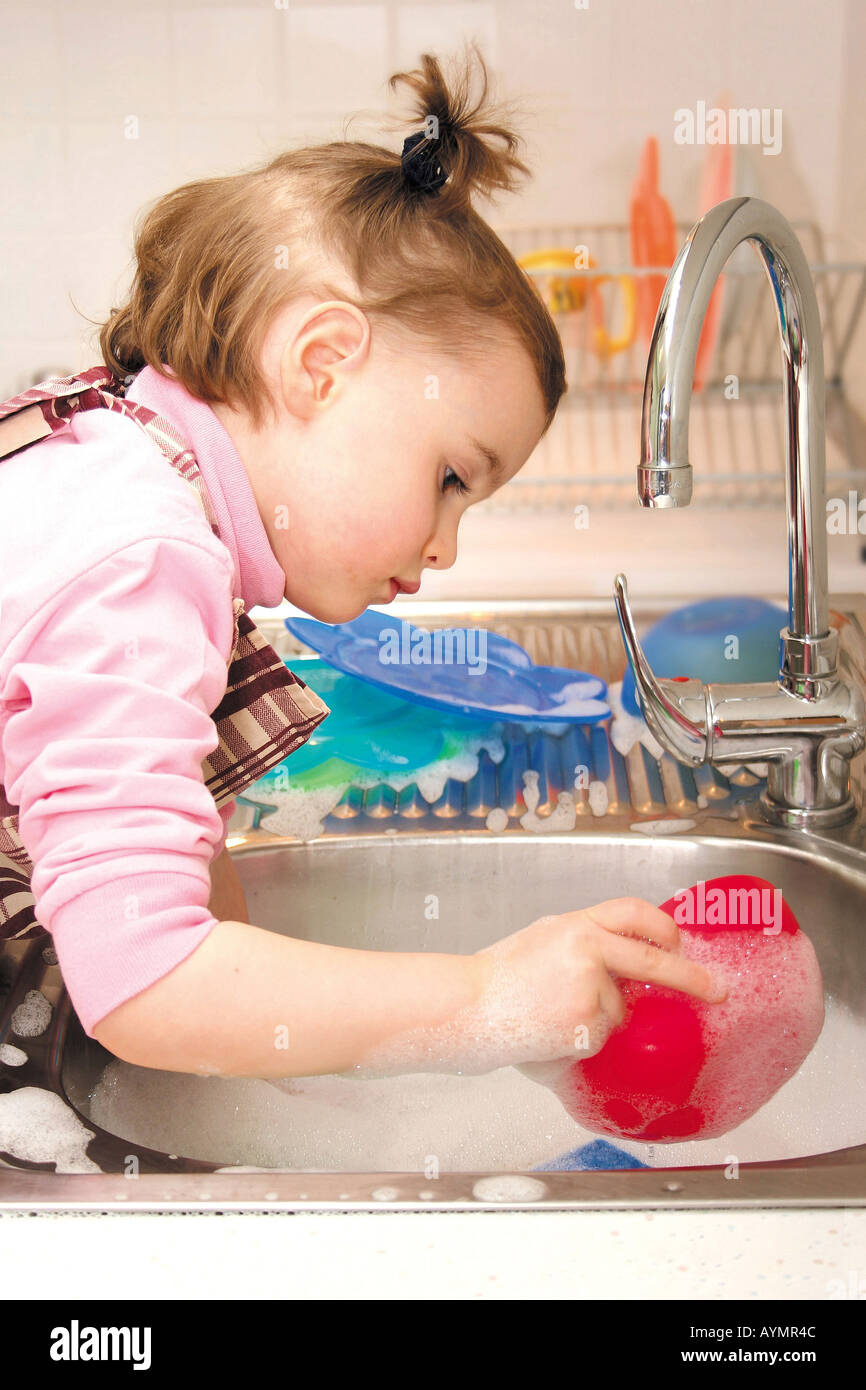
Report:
2,597,866,1209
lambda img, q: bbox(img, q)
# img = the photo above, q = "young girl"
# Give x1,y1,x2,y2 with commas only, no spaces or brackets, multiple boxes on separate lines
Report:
0,47,724,1085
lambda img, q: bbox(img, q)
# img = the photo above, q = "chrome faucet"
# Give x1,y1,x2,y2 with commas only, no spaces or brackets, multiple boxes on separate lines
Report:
614,196,865,827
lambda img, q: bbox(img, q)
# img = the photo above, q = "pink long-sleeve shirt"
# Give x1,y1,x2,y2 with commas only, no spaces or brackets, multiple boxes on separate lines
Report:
0,365,287,1037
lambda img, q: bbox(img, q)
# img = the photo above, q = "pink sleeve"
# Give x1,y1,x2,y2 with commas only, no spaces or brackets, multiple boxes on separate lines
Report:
0,536,239,1038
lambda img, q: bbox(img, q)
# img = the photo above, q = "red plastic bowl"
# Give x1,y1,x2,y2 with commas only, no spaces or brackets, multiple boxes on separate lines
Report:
555,876,824,1143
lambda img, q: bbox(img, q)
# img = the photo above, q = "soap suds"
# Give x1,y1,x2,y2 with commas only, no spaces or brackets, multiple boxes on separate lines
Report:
607,680,665,760
631,818,697,835
81,994,864,1172
0,1087,101,1173
518,770,577,833
11,989,52,1037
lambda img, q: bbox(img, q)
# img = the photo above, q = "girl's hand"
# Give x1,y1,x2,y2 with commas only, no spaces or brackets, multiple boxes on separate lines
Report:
472,896,727,1072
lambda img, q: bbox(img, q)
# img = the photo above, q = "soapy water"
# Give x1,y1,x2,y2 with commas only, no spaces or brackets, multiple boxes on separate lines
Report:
79,993,865,1175
81,895,848,1173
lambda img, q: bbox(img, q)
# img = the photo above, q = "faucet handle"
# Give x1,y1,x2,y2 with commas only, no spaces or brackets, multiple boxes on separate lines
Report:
613,573,709,766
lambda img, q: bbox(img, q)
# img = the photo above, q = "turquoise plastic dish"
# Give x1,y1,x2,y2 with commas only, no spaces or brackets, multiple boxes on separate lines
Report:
284,657,493,774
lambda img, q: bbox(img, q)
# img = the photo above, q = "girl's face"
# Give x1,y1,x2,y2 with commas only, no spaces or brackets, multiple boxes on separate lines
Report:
215,297,549,623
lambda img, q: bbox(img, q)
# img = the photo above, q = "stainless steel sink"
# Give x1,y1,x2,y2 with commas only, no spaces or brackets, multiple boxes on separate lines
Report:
2,597,866,1210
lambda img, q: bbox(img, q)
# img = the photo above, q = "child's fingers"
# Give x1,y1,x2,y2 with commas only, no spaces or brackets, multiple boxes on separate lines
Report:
582,896,680,951
599,929,727,1003
597,972,627,1029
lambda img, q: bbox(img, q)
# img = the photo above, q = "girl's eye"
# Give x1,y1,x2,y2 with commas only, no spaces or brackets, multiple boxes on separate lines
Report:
442,466,470,497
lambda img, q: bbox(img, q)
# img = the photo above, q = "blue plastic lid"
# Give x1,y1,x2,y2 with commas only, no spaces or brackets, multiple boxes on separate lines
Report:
285,607,610,724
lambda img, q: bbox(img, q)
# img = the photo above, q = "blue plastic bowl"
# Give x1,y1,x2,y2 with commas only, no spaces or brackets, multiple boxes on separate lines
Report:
621,597,787,716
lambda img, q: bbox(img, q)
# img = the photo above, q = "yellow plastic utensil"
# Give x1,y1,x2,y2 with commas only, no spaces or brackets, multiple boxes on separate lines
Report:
518,247,637,357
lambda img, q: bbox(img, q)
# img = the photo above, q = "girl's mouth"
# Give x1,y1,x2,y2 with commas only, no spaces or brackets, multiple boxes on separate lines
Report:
389,577,421,597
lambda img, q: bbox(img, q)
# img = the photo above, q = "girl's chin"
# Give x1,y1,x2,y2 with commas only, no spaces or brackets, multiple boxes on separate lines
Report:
293,597,373,624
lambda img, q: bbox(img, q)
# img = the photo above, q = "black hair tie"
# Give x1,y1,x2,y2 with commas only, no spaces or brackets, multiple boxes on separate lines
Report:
401,130,448,193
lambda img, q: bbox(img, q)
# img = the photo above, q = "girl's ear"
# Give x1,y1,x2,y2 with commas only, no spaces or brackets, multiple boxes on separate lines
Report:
280,301,371,419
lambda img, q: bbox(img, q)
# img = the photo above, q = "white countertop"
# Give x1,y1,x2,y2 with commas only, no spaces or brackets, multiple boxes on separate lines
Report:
1,1208,863,1299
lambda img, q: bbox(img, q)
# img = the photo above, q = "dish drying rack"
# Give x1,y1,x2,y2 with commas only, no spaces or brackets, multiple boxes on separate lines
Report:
492,220,866,510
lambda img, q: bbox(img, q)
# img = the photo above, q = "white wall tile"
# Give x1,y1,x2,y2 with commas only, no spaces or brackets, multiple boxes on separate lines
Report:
285,5,389,113
0,1,64,119
58,4,174,119
0,122,66,235
169,118,281,178
171,5,283,118
60,119,191,239
62,233,140,348
0,236,83,344
395,4,499,70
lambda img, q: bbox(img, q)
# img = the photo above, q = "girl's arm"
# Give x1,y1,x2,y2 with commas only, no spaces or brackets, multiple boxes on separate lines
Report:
90,897,722,1082
90,919,484,1079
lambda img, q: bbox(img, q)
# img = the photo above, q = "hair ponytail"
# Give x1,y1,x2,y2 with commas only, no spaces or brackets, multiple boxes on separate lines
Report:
388,45,531,214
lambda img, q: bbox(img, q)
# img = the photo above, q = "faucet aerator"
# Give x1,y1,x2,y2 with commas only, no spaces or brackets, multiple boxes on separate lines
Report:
637,462,693,508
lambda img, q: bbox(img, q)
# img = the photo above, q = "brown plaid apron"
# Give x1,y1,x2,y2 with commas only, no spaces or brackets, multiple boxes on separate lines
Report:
0,365,330,942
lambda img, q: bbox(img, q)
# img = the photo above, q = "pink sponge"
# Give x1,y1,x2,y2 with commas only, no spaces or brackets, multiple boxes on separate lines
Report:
558,875,825,1143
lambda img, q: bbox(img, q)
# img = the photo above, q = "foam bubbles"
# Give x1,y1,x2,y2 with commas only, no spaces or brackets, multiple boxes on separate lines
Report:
81,992,866,1172
607,680,665,760
91,1061,579,1172
0,1087,101,1172
472,1175,548,1202
345,947,595,1081
631,818,697,835
11,989,52,1037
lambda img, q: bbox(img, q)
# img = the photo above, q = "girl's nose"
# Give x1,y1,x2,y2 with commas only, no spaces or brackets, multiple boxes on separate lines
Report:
426,530,458,571
426,513,461,571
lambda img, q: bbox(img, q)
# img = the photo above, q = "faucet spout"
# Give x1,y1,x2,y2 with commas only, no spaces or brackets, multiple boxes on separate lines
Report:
639,196,831,679
616,196,866,827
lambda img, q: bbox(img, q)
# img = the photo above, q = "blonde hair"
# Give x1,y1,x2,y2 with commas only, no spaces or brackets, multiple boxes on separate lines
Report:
99,42,567,435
